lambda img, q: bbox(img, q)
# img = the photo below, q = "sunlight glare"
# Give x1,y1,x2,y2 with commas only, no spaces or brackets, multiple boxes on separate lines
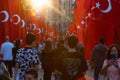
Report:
31,0,51,9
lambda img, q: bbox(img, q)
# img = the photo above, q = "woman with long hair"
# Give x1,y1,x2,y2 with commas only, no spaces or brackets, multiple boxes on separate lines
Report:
41,39,55,80
101,44,120,80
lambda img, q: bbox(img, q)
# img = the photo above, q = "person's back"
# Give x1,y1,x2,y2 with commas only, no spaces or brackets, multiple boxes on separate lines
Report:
54,39,68,71
1,40,14,60
90,38,108,80
61,35,88,80
14,33,40,80
41,39,55,80
0,36,14,77
12,39,21,67
92,44,107,67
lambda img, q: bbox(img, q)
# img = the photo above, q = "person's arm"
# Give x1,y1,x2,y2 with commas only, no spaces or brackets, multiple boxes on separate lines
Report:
100,59,112,75
0,45,3,58
113,59,120,70
100,64,109,75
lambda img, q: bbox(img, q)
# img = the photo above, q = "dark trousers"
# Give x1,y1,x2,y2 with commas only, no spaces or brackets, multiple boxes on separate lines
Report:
94,66,101,80
4,60,13,77
43,69,52,80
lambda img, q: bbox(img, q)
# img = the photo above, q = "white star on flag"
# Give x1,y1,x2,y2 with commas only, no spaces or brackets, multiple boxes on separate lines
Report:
96,2,101,8
81,20,85,25
77,25,80,29
88,12,92,17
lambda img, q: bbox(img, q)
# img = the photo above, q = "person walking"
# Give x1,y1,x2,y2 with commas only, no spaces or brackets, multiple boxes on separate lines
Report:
14,33,40,80
41,39,55,80
55,35,88,80
90,38,108,80
54,39,68,80
0,36,14,77
12,39,22,68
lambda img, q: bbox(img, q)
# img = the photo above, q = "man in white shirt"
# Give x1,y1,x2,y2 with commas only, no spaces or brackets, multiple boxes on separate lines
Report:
0,36,14,77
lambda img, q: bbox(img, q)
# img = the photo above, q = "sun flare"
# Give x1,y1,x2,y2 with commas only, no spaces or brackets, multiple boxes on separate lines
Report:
30,0,51,9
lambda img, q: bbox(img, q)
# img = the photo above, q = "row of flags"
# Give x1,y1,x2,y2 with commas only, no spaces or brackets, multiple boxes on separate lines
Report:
67,0,120,59
0,0,56,46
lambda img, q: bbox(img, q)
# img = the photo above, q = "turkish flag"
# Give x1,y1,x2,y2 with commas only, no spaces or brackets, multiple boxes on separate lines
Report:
0,0,11,45
84,0,116,59
111,0,120,45
8,0,26,45
0,0,26,46
75,0,86,46
68,23,76,35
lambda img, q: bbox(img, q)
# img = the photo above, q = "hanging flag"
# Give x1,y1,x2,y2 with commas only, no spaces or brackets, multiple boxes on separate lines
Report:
0,0,11,44
84,0,116,59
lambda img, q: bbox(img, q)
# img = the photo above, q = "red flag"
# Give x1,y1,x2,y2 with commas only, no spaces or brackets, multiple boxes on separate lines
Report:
84,0,116,59
0,0,11,44
68,23,76,35
75,0,86,46
111,0,120,45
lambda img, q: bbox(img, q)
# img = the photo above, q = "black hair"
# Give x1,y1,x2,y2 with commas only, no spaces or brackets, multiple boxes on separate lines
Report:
99,38,104,44
45,40,52,50
14,39,21,48
26,33,36,45
25,69,38,79
106,44,120,59
68,35,78,48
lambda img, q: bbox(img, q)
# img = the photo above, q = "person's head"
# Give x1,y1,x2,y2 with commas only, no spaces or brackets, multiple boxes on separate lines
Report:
45,39,52,50
106,44,120,60
24,69,38,80
67,35,78,48
26,33,36,46
14,39,22,48
99,38,104,44
5,36,10,42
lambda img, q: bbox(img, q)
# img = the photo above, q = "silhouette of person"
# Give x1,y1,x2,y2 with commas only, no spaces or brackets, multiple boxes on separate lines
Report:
0,36,14,77
90,38,108,80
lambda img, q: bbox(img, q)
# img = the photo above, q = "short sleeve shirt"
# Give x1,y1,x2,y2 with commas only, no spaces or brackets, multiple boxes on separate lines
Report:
16,47,39,80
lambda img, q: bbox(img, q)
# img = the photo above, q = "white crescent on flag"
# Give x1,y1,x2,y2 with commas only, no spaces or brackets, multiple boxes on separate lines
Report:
0,10,9,22
101,0,112,13
32,24,37,30
21,19,25,28
36,28,41,34
11,14,21,25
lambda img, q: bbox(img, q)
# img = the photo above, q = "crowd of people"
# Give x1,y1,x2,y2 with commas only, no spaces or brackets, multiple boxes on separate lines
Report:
0,33,120,80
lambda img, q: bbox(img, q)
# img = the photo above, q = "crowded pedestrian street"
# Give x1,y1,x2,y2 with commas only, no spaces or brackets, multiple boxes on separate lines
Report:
1,0,120,80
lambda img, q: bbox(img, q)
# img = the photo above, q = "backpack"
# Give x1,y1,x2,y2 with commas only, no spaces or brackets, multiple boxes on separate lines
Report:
62,51,88,79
